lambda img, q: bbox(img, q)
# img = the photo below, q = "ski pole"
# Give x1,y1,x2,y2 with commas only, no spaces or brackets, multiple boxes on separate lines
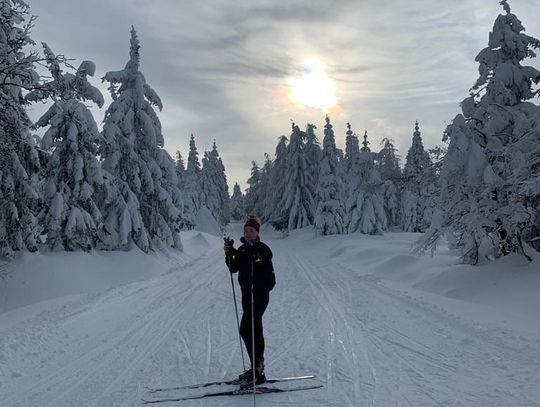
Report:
250,254,257,403
224,236,246,371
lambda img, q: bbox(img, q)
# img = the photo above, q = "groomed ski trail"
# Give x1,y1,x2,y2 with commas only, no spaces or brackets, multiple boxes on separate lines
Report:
271,238,540,407
1,234,539,406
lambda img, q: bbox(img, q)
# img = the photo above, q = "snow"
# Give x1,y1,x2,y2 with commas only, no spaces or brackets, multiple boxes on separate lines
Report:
193,206,222,236
0,230,218,316
1,224,539,406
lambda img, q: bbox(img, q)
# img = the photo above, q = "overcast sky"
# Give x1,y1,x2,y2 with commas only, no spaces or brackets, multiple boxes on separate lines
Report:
26,0,540,190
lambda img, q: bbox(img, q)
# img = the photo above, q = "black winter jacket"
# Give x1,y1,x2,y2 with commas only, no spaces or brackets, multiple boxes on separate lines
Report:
226,238,276,292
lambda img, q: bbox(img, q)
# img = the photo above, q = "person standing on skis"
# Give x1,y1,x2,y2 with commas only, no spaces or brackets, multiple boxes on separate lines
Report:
224,216,276,388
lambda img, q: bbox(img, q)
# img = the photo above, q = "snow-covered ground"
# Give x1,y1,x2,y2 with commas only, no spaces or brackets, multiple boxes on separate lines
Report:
1,225,539,406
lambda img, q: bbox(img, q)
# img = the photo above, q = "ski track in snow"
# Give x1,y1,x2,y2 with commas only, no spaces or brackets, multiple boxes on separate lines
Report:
281,241,540,407
1,238,540,407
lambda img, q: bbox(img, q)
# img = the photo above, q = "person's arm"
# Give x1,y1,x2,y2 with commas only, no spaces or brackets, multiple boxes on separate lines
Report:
264,246,274,272
262,244,276,290
255,244,274,273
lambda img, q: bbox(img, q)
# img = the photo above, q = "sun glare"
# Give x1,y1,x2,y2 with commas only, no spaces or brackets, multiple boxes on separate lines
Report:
289,59,337,112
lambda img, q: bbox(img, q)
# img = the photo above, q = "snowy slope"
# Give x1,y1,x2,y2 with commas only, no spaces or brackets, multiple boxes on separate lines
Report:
1,225,539,406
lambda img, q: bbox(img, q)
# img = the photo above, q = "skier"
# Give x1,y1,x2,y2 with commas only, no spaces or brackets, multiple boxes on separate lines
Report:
224,216,276,388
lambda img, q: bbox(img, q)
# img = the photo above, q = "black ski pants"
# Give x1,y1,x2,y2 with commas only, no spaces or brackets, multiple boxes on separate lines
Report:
239,286,270,370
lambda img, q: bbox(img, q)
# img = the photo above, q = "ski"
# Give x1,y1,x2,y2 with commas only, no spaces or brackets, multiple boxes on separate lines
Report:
142,383,323,404
145,374,316,393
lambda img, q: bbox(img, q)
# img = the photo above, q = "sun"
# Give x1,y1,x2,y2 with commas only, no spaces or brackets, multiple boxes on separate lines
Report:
289,59,337,112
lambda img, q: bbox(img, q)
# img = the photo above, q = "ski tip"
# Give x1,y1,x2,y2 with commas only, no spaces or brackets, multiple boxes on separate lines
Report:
142,399,165,405
254,384,323,394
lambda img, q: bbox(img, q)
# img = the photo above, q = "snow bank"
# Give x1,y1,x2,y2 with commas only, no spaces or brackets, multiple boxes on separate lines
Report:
285,228,540,325
0,231,220,317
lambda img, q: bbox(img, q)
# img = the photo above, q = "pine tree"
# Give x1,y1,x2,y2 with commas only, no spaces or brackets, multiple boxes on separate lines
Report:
465,0,540,259
403,122,432,180
256,153,273,221
199,150,216,221
346,129,387,234
377,138,401,182
0,1,43,256
402,121,435,232
280,122,316,230
174,150,186,188
186,133,201,175
304,123,322,193
360,130,370,153
415,115,489,262
417,1,540,262
266,136,289,230
314,116,346,235
210,140,230,225
199,141,230,227
28,43,107,250
343,123,359,189
381,180,400,227
230,182,245,221
344,122,360,178
183,133,202,223
244,161,263,217
100,27,183,251
377,138,402,227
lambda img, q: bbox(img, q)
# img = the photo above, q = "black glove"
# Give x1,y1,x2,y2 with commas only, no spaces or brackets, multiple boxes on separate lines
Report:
224,236,235,253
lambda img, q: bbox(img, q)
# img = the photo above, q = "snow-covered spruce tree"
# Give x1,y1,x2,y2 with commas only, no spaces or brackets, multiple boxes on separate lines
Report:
100,27,183,251
175,149,191,230
416,1,540,263
345,123,360,167
376,138,402,227
254,153,273,220
414,115,491,262
314,116,346,235
26,43,107,250
210,140,230,225
280,122,316,230
304,123,322,193
381,180,400,228
0,0,44,256
377,138,402,183
199,141,230,227
174,150,186,188
199,150,214,219
346,129,387,234
244,160,264,217
265,135,289,230
465,0,540,259
401,121,435,232
360,130,370,153
230,182,245,221
341,122,360,204
342,123,360,185
182,133,203,228
186,134,201,175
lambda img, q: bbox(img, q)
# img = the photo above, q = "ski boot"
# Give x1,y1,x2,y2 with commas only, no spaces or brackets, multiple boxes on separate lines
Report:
238,362,266,390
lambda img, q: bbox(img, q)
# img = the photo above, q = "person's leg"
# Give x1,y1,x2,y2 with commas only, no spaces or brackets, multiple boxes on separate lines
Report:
252,290,270,372
240,286,254,368
239,309,253,367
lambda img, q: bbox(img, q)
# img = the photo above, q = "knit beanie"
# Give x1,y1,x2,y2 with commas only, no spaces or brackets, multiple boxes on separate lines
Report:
244,217,261,233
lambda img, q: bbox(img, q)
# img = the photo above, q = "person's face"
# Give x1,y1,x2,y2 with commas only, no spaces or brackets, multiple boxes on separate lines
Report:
244,226,259,241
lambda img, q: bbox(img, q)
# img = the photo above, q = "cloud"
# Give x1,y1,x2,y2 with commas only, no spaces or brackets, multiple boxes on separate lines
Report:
25,0,540,190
